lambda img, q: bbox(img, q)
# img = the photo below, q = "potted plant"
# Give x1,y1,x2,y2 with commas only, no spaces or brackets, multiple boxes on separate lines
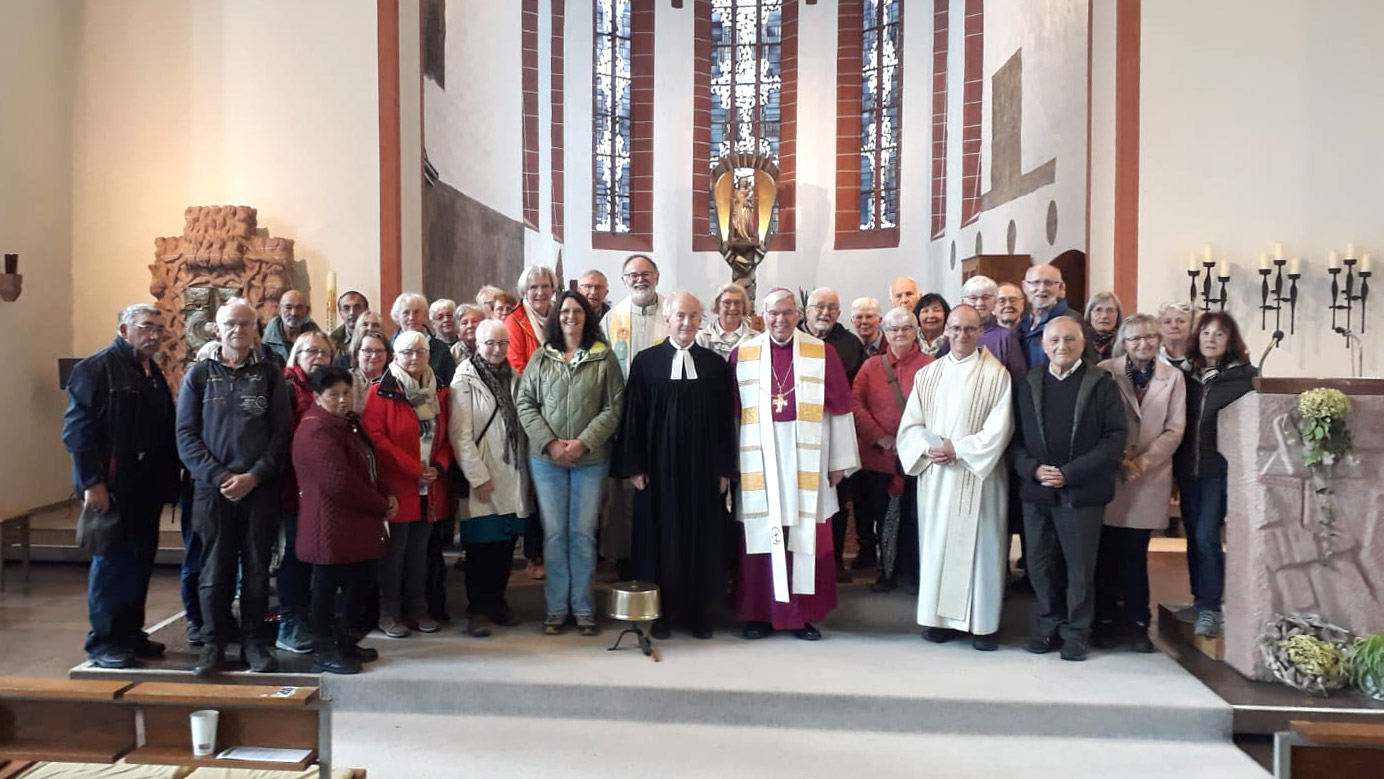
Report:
1350,633,1384,701
1296,388,1354,560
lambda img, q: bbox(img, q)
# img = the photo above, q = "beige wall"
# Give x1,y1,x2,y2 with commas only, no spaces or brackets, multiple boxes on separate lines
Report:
0,0,79,507
70,0,382,356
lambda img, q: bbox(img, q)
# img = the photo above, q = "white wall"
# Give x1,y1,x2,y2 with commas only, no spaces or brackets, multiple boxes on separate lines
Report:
1140,0,1383,378
0,0,79,507
70,0,381,355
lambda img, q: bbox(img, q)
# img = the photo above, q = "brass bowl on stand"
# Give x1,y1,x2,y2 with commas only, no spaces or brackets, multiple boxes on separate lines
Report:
607,581,661,662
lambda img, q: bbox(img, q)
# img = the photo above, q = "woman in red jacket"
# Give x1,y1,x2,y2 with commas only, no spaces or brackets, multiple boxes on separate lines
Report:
851,306,936,593
362,330,453,638
293,365,397,674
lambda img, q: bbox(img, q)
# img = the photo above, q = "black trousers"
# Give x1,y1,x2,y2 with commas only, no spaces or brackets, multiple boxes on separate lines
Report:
425,520,450,620
380,520,430,619
829,473,857,565
1094,526,1153,627
463,539,516,616
311,561,373,646
194,483,279,647
86,477,163,657
857,472,917,585
853,471,891,563
1022,502,1106,642
523,510,544,562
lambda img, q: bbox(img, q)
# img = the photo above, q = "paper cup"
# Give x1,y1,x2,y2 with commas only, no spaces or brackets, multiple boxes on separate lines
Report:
190,709,219,757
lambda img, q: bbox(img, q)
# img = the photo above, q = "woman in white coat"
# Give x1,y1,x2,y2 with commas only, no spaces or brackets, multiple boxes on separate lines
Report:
449,319,534,637
1095,313,1186,653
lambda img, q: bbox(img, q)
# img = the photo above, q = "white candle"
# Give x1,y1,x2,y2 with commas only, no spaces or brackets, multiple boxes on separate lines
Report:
1289,256,1301,275
1203,244,1213,262
1328,250,1341,269
1274,242,1284,261
1187,253,1199,273
1363,254,1373,273
1259,252,1270,270
1346,243,1356,259
1217,259,1229,279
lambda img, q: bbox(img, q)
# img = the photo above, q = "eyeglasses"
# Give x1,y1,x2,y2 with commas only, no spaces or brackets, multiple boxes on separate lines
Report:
623,271,656,281
945,325,981,335
480,339,510,348
302,348,330,357
130,323,166,333
397,349,428,357
1124,334,1160,343
962,294,996,302
359,348,386,356
884,326,917,333
1025,279,1061,288
219,320,255,331
807,303,840,312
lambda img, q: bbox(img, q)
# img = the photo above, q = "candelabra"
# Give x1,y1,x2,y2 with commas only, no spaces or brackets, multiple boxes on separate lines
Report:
1328,254,1372,335
1188,259,1229,312
1255,256,1299,373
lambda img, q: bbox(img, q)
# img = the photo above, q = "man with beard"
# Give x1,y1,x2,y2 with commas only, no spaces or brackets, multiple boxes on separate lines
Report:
262,289,320,366
1017,264,1093,369
614,292,736,639
64,304,181,668
731,289,860,640
801,288,865,581
329,290,369,356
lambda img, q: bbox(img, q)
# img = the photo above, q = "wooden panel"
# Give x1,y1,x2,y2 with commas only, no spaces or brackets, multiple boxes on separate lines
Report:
124,682,316,707
0,678,130,701
0,700,135,763
1291,745,1384,779
1255,378,1384,396
138,705,318,753
1292,720,1384,747
126,744,315,772
960,254,1032,288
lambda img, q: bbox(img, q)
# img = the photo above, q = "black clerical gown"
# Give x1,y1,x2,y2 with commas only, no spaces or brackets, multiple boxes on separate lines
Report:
613,339,737,624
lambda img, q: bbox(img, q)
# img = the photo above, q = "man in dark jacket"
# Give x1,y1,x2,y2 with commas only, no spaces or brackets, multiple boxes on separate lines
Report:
1010,317,1127,661
177,298,292,677
1016,264,1097,369
63,304,181,668
261,289,320,366
801,287,866,581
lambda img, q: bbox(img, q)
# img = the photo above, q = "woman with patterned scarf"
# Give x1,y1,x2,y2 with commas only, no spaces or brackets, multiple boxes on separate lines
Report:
1085,291,1124,361
361,330,453,639
448,319,534,637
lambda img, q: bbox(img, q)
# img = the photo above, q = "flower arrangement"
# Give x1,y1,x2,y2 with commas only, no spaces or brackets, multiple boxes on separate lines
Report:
1296,388,1354,560
1261,614,1353,696
1297,388,1353,467
1349,633,1384,702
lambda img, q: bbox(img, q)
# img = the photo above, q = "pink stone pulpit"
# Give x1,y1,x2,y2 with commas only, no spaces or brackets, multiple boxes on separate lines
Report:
1222,378,1384,680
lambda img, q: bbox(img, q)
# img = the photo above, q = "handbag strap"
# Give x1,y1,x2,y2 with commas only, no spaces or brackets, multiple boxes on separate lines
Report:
474,406,499,445
880,355,906,412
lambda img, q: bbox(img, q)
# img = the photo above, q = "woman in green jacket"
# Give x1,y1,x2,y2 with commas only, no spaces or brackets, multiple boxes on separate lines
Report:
516,291,624,636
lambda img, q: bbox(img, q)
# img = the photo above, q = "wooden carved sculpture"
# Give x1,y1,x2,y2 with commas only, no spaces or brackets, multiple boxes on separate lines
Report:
712,153,779,311
148,206,294,388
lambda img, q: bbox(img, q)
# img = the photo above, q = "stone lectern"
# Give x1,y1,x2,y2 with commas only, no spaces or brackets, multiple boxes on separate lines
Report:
1222,378,1384,680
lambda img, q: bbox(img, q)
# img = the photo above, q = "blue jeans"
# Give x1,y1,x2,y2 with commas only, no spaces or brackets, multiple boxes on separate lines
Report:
277,512,310,624
530,457,605,618
1179,475,1227,612
86,485,161,657
178,490,203,629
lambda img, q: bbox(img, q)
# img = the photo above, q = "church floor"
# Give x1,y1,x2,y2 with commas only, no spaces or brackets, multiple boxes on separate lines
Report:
0,549,1273,777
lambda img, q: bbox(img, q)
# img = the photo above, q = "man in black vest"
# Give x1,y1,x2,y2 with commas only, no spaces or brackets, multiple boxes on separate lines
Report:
1010,317,1126,661
63,304,181,668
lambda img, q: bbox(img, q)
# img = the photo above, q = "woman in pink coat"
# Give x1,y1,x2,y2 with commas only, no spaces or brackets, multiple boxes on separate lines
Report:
851,306,935,592
1095,313,1186,652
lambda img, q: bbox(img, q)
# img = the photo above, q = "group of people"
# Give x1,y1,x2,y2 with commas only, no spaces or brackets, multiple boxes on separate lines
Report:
61,253,1256,677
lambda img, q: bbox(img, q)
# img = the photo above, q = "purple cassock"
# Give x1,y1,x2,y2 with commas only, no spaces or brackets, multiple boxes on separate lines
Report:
939,319,1028,382
728,337,853,630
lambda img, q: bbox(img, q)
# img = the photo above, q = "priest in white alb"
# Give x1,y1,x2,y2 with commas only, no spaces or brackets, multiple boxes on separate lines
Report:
729,288,860,641
897,305,1015,651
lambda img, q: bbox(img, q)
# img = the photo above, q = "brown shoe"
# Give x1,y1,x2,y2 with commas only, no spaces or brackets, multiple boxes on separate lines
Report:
526,561,546,580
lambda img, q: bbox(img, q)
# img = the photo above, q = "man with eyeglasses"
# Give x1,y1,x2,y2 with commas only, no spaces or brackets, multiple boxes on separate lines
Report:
600,255,668,577
601,254,667,379
995,282,1026,330
897,306,1015,652
850,297,884,358
578,270,612,320
1017,264,1091,369
800,288,865,582
177,298,293,677
63,304,181,669
262,289,321,367
946,275,1027,381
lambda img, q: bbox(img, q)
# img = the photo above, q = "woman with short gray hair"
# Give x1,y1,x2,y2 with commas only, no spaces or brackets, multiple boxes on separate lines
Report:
695,282,759,360
1156,300,1197,371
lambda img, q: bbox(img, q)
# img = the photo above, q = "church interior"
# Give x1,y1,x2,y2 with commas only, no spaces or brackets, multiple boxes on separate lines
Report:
1,0,1382,777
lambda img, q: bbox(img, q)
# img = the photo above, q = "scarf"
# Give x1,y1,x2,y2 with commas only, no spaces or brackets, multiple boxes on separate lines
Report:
388,361,439,438
1092,329,1118,359
1126,357,1155,403
469,353,523,465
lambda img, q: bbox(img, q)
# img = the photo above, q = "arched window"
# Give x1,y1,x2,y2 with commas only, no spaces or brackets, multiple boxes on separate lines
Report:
834,0,903,249
593,0,654,250
693,0,798,252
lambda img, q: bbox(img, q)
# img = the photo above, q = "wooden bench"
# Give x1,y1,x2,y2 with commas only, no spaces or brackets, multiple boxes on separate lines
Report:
0,678,363,778
0,509,32,592
1274,720,1384,778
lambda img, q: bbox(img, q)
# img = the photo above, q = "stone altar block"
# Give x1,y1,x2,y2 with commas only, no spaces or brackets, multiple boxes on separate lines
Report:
1222,381,1384,681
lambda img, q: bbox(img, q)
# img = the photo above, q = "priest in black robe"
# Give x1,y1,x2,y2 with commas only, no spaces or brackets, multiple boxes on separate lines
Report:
614,292,737,639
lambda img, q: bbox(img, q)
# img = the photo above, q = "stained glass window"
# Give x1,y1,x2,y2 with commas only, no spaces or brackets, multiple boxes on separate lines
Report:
593,0,632,234
860,0,901,231
707,0,783,234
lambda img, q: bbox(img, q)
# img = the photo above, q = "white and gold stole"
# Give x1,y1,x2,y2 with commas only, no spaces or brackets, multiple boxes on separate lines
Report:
736,331,827,601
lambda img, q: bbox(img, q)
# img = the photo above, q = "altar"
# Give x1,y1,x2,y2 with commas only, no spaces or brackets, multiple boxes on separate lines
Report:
1222,378,1384,681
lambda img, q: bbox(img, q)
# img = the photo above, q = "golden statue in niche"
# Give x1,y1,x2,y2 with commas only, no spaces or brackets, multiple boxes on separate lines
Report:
713,153,779,311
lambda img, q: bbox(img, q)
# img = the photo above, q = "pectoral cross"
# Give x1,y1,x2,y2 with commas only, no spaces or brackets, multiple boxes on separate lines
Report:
772,393,787,413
